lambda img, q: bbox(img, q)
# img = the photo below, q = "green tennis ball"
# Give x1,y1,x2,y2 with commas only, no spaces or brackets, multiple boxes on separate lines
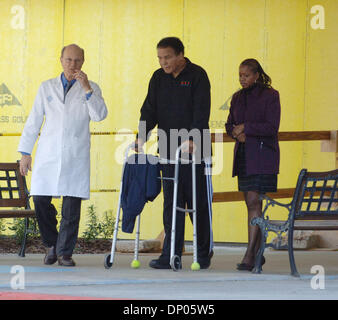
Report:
131,260,141,269
191,262,200,271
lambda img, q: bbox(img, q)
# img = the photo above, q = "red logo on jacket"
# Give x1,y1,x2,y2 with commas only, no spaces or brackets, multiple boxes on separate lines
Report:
180,81,190,87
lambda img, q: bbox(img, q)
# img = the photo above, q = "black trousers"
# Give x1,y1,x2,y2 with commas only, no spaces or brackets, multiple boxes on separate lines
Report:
160,162,213,263
33,195,82,256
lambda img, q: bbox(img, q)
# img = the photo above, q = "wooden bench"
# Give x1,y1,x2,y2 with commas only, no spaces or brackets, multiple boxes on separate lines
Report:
251,168,338,277
0,162,36,257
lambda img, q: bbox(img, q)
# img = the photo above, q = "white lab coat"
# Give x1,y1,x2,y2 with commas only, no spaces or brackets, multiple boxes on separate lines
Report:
18,76,108,199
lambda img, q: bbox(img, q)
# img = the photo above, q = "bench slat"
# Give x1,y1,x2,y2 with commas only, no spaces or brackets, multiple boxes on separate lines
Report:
296,214,338,220
268,219,338,230
0,199,28,207
0,210,35,218
212,188,334,202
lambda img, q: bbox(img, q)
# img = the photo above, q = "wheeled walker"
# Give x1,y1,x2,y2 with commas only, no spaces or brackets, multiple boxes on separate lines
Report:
104,143,201,271
169,145,200,271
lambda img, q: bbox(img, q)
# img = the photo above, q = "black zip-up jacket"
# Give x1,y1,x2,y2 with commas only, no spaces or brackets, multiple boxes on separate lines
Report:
138,58,211,161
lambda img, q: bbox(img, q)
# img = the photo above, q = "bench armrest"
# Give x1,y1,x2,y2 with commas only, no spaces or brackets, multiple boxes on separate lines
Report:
260,194,292,213
251,195,292,235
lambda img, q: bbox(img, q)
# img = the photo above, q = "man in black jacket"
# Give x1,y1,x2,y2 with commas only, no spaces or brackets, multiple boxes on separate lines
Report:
135,37,213,269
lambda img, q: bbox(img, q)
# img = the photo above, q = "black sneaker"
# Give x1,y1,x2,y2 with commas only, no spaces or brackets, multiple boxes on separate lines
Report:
199,259,211,269
198,250,214,269
149,259,182,270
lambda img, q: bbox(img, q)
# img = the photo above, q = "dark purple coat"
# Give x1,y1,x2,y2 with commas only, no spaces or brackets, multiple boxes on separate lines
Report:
225,84,281,177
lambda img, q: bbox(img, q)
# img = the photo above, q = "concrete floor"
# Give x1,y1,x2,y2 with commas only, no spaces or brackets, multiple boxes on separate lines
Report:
0,246,337,300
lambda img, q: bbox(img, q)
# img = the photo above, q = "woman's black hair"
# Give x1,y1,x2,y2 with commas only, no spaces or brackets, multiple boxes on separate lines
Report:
240,58,271,88
157,37,184,55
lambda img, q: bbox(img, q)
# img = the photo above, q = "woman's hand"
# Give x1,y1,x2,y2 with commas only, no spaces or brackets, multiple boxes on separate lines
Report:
236,132,246,143
232,124,245,138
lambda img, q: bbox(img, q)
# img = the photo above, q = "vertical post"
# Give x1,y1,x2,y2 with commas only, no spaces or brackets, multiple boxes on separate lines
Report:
321,130,338,168
335,130,338,169
319,130,338,247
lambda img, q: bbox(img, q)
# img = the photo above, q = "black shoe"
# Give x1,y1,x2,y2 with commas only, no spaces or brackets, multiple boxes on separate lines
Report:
199,259,211,269
198,250,214,269
236,256,265,269
149,259,182,270
149,259,171,269
236,256,265,271
236,263,254,271
44,246,57,265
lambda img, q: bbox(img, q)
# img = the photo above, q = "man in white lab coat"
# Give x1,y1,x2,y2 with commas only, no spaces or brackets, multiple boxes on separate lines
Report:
18,44,108,266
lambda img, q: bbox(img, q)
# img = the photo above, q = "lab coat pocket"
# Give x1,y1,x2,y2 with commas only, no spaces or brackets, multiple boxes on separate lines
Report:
71,135,90,159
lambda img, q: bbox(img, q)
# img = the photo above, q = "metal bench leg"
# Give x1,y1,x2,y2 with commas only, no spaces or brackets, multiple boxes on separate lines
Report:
288,226,300,277
18,217,29,257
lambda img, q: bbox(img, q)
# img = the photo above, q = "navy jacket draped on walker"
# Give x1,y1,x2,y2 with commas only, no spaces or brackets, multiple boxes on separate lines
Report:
121,154,161,233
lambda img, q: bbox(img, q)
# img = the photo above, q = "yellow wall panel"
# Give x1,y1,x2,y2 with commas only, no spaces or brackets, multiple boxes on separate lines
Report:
302,0,338,172
183,0,267,242
63,0,184,239
63,0,183,131
0,0,336,243
304,0,338,130
0,0,63,134
0,0,64,198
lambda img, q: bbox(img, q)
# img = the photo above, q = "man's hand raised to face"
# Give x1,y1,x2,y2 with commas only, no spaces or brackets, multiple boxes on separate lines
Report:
74,70,91,92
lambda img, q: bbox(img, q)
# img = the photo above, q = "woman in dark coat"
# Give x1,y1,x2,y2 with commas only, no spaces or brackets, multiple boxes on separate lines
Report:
225,58,281,271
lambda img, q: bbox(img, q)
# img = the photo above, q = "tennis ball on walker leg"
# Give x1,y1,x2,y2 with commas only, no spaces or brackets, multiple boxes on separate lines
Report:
131,260,141,269
191,262,200,271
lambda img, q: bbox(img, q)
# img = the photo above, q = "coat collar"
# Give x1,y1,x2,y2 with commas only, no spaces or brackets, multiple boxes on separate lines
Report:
241,83,267,97
161,57,193,79
53,75,81,103
179,57,192,76
61,72,77,90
